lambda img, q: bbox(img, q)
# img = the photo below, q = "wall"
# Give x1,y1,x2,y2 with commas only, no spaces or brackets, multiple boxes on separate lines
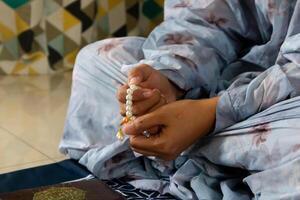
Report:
0,0,163,75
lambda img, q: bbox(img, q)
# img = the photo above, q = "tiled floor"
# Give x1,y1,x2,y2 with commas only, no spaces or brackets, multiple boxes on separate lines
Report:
0,72,72,174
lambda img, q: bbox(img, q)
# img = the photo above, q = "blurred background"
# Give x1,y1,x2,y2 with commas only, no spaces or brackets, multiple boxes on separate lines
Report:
0,0,163,174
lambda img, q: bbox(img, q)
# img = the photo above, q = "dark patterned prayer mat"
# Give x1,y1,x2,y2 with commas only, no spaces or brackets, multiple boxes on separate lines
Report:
0,159,177,199
104,179,177,200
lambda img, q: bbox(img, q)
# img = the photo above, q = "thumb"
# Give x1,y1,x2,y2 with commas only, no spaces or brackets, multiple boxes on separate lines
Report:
128,64,153,85
122,110,164,135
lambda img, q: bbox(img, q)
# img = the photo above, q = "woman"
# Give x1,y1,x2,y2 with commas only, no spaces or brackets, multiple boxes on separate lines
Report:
60,0,300,199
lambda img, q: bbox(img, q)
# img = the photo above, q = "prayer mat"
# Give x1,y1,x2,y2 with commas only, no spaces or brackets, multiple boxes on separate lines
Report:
0,159,176,200
0,179,125,200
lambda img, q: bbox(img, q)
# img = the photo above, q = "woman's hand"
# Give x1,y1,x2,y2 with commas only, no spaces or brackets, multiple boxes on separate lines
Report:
122,97,220,160
117,64,184,117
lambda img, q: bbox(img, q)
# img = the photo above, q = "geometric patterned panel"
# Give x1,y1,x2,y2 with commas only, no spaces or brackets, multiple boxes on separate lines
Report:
0,0,164,75
140,0,164,36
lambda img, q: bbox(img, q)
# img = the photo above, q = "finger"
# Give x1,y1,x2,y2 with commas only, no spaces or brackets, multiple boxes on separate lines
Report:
140,95,167,133
117,85,129,103
148,95,167,113
119,103,126,116
129,135,161,154
131,147,159,157
131,89,161,115
118,87,154,103
120,89,160,116
122,109,165,136
128,64,153,85
131,88,154,101
134,96,166,121
130,134,176,161
148,127,160,135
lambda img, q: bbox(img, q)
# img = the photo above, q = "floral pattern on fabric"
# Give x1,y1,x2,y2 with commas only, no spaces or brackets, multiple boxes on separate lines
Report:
60,0,300,199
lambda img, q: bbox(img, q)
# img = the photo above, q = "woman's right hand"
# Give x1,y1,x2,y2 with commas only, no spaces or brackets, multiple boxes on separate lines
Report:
123,97,220,160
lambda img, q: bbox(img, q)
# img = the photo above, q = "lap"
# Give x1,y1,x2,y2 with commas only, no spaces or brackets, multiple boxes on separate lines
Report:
73,36,146,87
60,36,146,160
61,37,300,197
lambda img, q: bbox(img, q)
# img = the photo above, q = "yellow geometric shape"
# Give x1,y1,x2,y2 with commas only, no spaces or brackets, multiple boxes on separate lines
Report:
108,0,122,9
28,67,38,75
0,2,17,34
63,11,80,31
12,62,26,74
15,13,29,34
98,0,108,11
98,5,107,18
65,24,81,45
12,52,46,75
65,48,79,66
21,51,44,61
0,22,15,41
146,21,159,35
155,0,164,7
28,52,49,75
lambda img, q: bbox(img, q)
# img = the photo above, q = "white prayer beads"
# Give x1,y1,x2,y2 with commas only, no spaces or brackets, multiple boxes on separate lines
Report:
116,84,140,140
125,84,139,120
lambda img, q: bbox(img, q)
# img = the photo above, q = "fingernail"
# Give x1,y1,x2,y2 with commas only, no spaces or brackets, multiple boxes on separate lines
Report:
153,88,160,93
129,77,141,85
143,90,153,98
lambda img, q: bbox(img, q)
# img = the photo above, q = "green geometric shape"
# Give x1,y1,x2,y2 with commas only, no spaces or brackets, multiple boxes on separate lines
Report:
45,0,60,16
99,15,109,34
3,38,20,59
49,35,64,55
142,0,163,19
2,0,28,9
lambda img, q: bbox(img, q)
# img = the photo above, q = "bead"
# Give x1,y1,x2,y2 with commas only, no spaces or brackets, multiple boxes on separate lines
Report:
120,117,129,125
126,106,132,111
127,88,133,95
130,116,136,121
117,84,140,140
129,84,139,91
126,94,132,100
126,111,133,117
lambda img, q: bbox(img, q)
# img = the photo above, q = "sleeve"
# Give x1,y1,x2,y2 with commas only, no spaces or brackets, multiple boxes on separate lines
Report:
139,0,267,95
215,33,300,132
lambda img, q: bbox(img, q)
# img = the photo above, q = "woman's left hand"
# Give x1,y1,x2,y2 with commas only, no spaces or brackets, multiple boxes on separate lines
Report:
122,97,220,160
